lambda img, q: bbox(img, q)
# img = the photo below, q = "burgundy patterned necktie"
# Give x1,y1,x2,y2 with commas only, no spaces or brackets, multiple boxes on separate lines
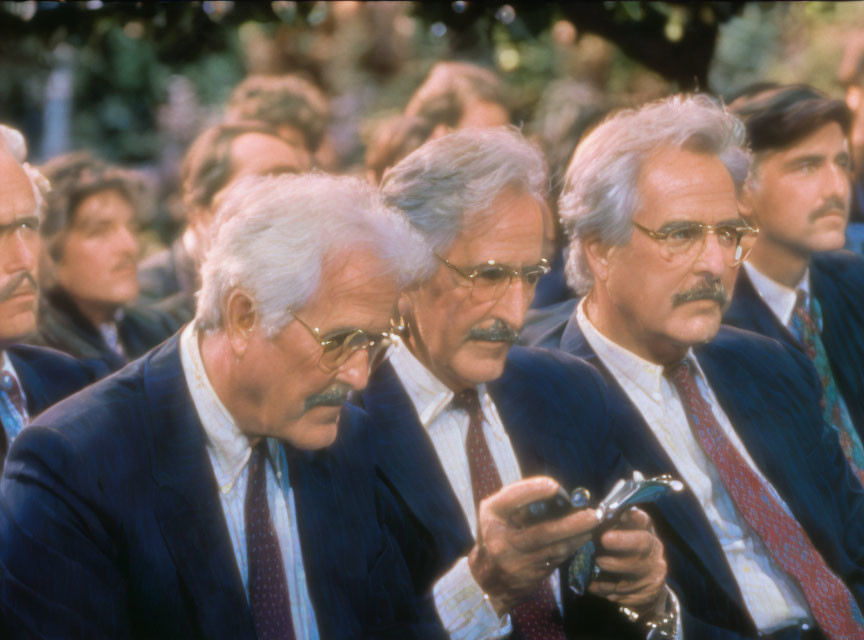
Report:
245,440,296,640
666,360,864,640
453,389,566,640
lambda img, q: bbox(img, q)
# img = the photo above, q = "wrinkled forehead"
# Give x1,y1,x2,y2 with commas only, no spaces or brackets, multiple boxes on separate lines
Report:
0,152,38,224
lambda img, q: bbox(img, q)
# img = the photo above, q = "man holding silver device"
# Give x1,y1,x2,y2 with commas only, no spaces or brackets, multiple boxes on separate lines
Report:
359,127,677,639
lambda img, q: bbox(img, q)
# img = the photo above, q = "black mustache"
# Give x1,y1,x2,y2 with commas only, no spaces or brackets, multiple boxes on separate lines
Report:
672,279,727,308
0,271,38,304
467,320,520,344
809,197,848,222
304,383,352,412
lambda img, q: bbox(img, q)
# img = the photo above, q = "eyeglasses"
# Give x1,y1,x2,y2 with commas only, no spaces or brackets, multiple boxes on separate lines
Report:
435,254,551,302
289,310,393,373
632,219,760,267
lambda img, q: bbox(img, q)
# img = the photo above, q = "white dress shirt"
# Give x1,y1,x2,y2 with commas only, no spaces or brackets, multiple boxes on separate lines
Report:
389,337,558,639
179,323,320,640
576,299,813,632
742,262,810,328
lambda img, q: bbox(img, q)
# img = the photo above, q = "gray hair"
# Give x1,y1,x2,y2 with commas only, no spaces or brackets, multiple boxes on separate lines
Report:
559,94,751,294
380,126,548,254
196,173,433,334
0,124,48,219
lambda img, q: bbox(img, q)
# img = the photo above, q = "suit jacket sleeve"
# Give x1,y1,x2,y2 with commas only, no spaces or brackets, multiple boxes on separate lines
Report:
0,424,130,640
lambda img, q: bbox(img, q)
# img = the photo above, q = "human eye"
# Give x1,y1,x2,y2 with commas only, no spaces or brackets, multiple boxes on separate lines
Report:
715,225,739,245
474,264,510,282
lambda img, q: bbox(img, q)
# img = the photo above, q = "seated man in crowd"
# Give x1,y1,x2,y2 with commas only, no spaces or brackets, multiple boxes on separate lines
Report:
0,173,444,639
724,84,864,486
364,127,675,639
0,126,101,469
225,73,329,170
137,120,312,323
32,152,177,371
551,94,864,638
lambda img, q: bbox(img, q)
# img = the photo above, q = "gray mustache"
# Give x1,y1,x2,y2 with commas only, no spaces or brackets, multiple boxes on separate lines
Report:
467,319,520,344
809,196,848,222
672,279,727,308
0,271,38,304
304,383,352,412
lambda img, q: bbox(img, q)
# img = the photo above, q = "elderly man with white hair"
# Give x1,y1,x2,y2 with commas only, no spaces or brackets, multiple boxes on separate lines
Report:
0,124,101,470
539,94,864,639
357,127,676,640
0,173,446,639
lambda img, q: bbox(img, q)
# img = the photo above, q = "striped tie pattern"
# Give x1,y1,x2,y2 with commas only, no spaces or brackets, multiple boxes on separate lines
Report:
245,441,296,640
667,360,864,640
0,370,27,466
453,389,566,640
788,290,864,487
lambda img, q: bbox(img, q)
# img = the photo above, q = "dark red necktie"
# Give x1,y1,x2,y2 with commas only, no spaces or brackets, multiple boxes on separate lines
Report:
245,441,296,640
453,389,566,640
666,360,864,639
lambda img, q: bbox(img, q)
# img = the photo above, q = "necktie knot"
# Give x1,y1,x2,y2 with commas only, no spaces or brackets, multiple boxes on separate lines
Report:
452,388,481,415
0,371,24,415
664,359,694,387
794,288,810,318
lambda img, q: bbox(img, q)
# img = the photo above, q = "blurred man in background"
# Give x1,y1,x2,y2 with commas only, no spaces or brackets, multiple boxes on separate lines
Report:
32,152,177,371
137,120,312,322
725,84,864,487
0,125,100,468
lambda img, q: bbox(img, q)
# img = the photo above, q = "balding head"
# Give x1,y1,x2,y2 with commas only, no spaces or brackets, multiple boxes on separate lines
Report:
0,150,42,345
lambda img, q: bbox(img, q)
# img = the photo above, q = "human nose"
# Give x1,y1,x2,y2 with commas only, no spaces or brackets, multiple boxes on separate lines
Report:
116,223,140,258
824,160,850,202
692,228,727,276
490,276,532,330
4,228,38,275
334,347,371,392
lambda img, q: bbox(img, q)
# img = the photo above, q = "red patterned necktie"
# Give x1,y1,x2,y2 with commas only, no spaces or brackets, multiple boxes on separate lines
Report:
453,389,566,640
245,440,296,640
666,360,864,639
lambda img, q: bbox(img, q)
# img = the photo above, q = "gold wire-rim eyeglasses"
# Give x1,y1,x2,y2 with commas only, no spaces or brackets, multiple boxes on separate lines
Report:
289,310,393,373
632,219,760,266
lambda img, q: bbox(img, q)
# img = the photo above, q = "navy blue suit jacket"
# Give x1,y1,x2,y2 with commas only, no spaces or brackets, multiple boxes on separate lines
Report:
357,346,654,638
724,251,864,445
6,344,103,418
0,336,443,640
560,318,864,639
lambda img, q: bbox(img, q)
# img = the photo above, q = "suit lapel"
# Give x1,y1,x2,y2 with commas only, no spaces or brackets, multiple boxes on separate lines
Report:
725,269,800,346
144,338,256,640
288,441,361,639
363,361,473,562
560,318,747,610
7,349,51,416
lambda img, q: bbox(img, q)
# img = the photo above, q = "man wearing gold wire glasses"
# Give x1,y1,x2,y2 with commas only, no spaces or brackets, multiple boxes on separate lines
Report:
0,173,446,638
551,94,864,639
359,126,675,640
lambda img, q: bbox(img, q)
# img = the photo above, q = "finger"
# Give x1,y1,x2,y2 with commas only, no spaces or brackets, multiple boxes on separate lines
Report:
589,576,662,598
612,507,651,530
485,476,562,518
598,528,656,555
509,508,601,552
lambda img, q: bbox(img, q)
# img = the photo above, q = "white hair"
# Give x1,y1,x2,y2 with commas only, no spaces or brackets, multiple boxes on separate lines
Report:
380,126,548,253
559,94,751,294
0,124,49,220
196,172,434,334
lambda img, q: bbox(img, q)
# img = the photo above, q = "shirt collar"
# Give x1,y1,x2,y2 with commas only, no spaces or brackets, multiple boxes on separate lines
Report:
179,323,253,493
388,336,489,429
743,262,810,327
575,297,706,398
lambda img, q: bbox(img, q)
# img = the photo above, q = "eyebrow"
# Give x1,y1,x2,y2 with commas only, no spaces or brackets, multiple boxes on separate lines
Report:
0,215,40,234
784,153,825,168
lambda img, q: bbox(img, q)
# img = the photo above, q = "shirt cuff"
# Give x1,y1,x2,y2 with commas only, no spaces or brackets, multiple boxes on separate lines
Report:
433,555,513,639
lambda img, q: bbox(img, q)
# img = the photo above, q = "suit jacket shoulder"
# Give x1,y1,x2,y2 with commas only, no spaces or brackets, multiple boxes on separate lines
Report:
6,343,104,417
